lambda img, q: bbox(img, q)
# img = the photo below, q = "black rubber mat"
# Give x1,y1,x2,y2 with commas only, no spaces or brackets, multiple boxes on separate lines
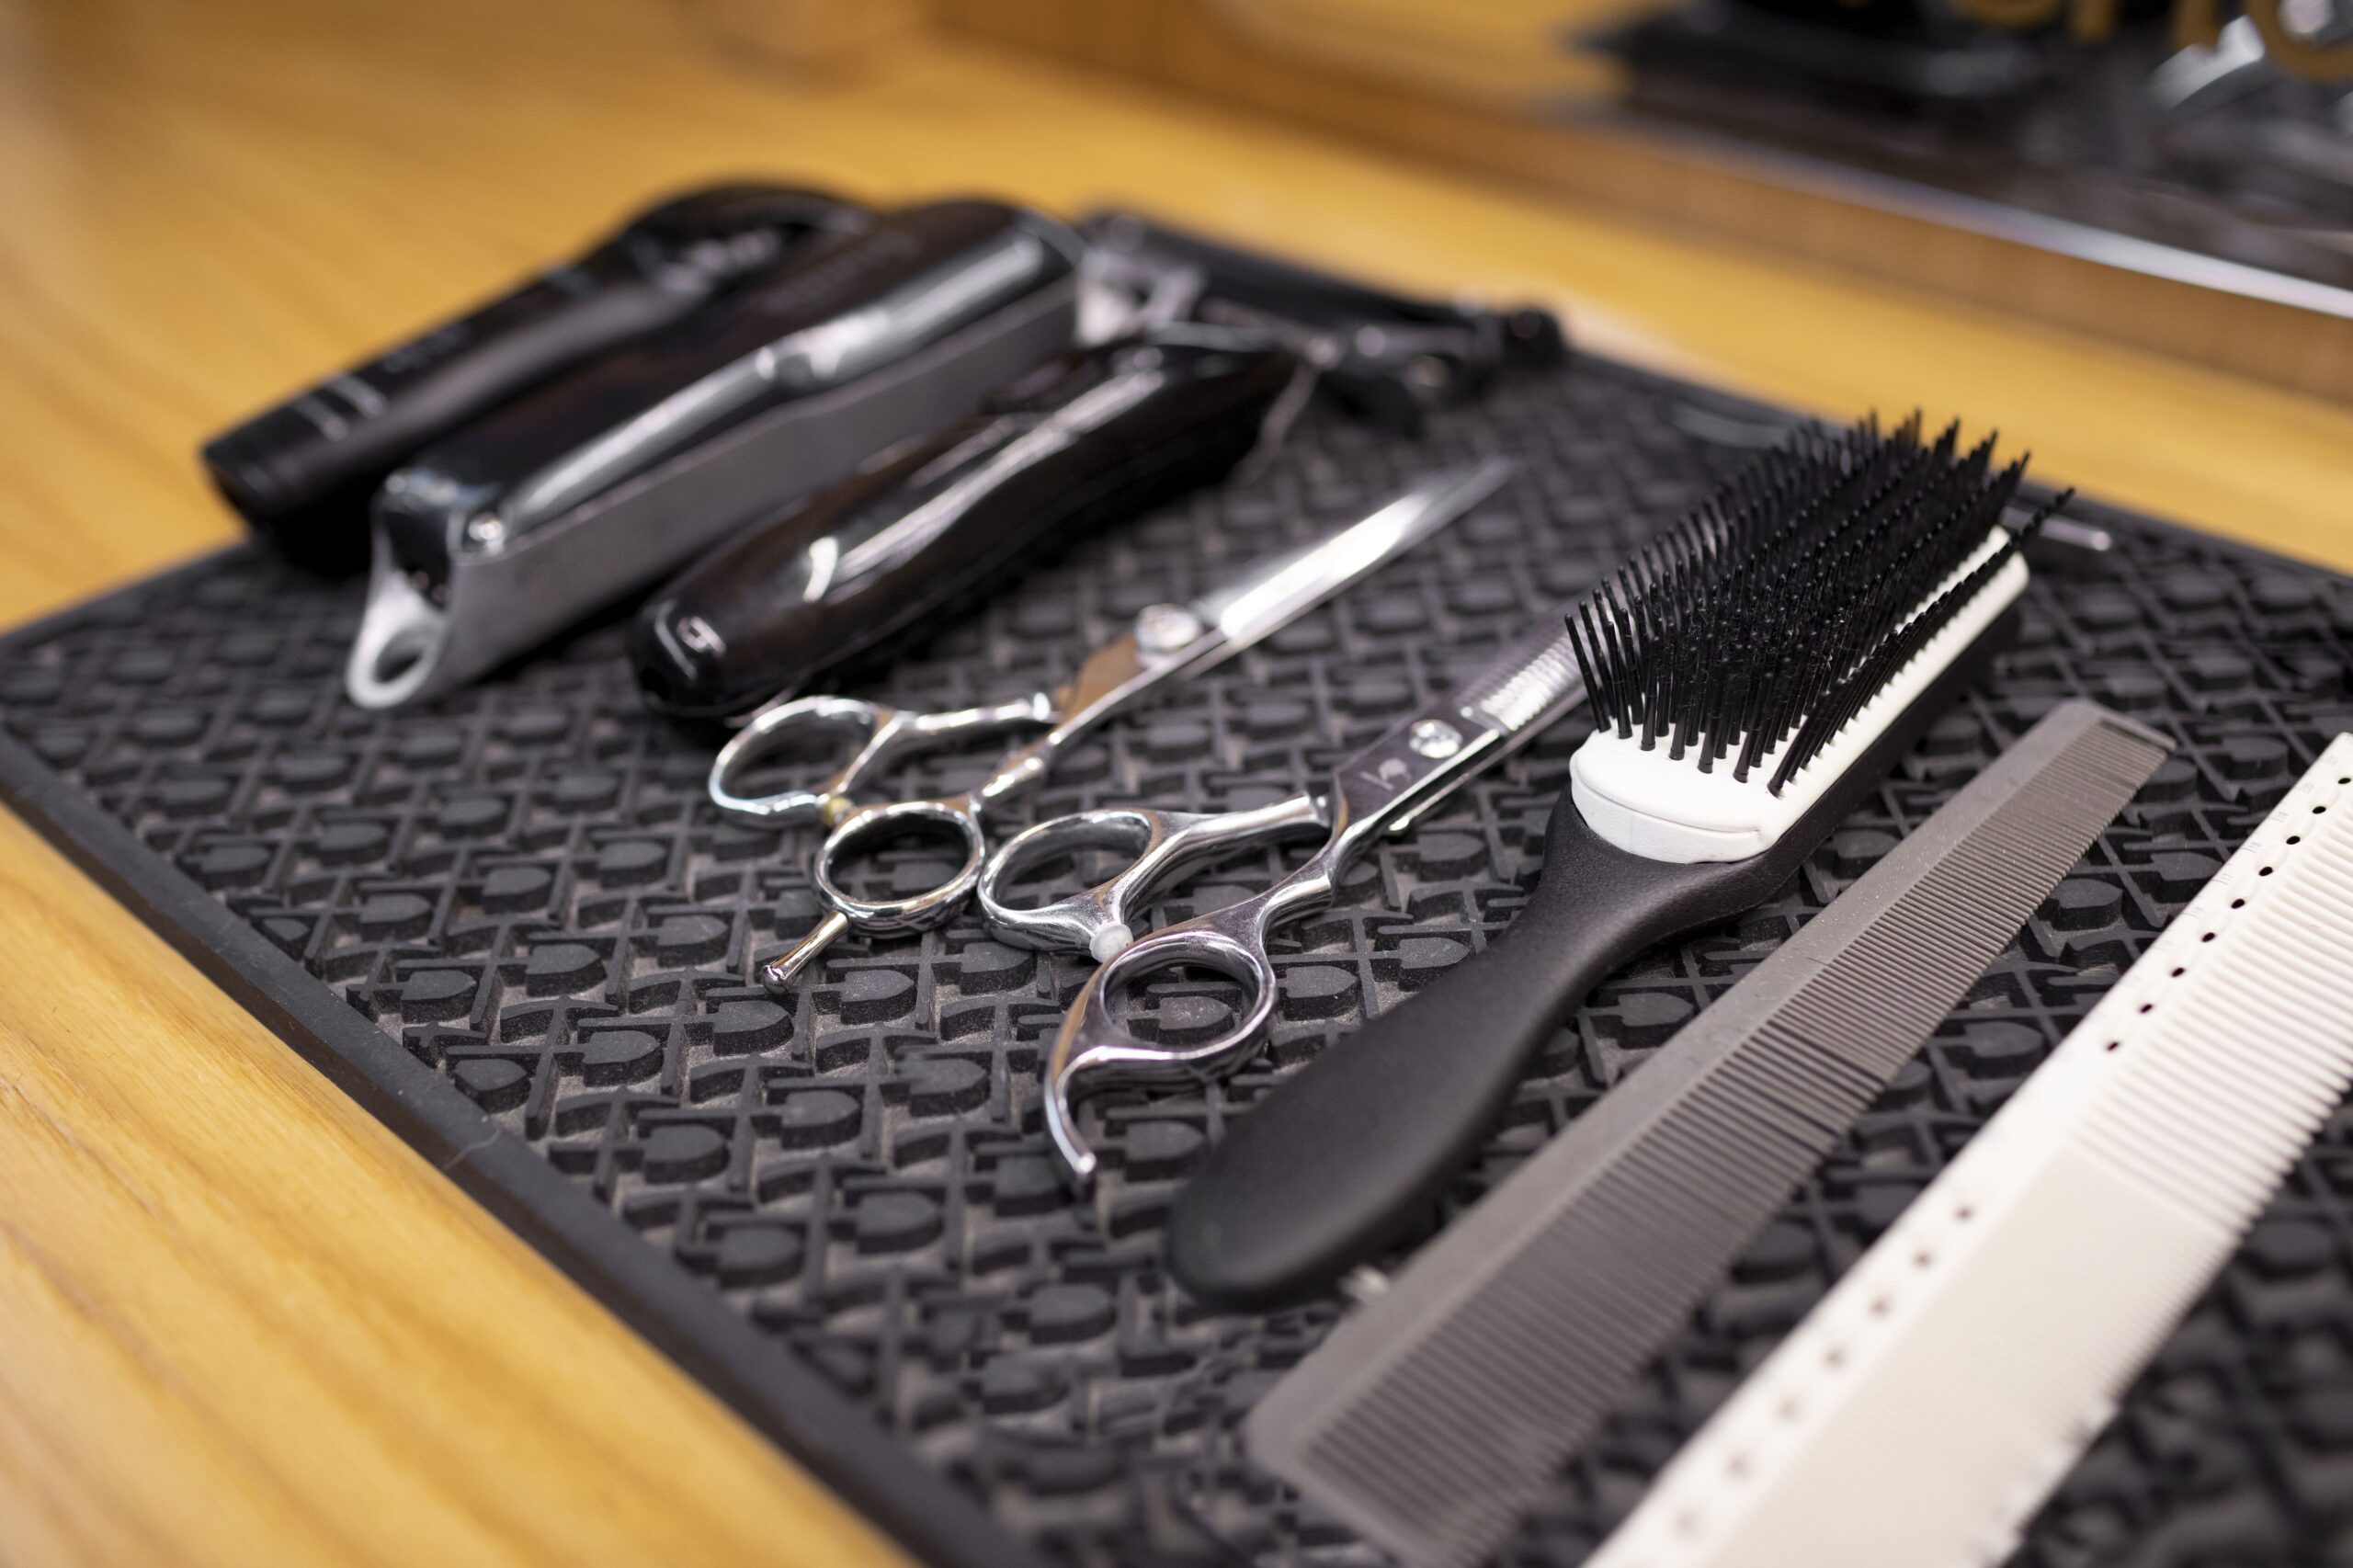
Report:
5,355,2351,1568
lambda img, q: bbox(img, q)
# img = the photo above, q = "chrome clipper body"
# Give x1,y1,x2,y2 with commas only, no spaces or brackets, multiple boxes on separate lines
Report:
348,200,1085,708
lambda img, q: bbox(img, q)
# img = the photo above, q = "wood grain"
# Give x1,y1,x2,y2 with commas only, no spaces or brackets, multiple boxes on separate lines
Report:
0,811,910,1568
0,0,2347,1563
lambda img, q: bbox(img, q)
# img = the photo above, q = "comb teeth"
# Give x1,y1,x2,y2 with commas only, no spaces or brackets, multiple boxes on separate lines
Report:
1588,734,2353,1568
1566,414,2042,794
1242,702,2170,1568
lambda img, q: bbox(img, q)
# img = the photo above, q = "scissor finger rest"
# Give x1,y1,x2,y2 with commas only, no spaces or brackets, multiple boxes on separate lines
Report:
1042,910,1283,1187
979,795,1326,961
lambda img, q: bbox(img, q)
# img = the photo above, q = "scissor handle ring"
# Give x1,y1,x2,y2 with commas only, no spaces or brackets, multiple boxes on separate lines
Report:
981,795,1329,962
708,695,888,826
812,795,991,937
1042,919,1282,1187
978,807,1187,960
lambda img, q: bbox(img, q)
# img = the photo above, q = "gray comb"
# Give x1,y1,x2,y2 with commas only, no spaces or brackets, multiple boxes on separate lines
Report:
1245,699,2174,1568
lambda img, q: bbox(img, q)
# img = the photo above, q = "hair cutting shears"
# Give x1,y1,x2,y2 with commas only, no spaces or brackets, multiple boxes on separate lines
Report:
978,618,1591,1187
706,459,1517,992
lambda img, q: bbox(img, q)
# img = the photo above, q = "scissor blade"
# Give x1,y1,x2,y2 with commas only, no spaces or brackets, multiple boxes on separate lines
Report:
1191,459,1513,650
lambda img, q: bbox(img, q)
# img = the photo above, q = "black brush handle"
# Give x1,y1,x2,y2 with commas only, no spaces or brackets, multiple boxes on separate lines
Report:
1167,803,1789,1311
1165,612,2016,1311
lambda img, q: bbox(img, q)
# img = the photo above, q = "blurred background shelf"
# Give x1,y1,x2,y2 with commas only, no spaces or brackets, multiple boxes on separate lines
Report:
935,0,2353,404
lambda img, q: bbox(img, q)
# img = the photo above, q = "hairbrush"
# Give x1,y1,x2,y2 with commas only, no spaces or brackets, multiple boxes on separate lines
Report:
1167,413,2059,1309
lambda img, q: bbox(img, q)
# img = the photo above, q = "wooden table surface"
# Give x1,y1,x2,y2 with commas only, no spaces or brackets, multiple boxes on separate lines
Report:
0,1,2347,1563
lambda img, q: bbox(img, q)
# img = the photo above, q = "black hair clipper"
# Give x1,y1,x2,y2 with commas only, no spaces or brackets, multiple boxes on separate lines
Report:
1082,210,1566,432
631,326,1307,722
347,199,1085,710
203,181,871,570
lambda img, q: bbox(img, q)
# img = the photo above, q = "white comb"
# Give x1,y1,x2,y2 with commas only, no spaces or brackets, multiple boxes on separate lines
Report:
1589,733,2353,1568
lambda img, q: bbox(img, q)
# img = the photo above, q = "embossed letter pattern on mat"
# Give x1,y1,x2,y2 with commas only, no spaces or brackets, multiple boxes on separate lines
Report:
4,358,2351,1567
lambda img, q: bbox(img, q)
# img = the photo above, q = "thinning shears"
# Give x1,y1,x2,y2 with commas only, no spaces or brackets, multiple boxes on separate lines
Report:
978,618,1590,1187
706,460,1516,992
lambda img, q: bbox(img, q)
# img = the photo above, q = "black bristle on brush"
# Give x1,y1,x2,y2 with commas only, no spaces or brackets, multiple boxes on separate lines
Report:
1166,412,2056,1311
1568,412,2036,787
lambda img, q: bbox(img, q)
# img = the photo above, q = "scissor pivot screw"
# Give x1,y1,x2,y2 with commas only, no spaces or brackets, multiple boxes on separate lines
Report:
1408,719,1463,759
1134,603,1204,654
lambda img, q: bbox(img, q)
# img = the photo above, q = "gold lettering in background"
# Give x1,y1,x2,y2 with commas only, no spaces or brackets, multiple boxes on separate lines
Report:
2242,0,2353,76
1949,0,2353,78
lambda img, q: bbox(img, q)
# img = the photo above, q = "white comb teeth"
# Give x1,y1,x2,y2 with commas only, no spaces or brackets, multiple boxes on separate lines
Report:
1589,733,2353,1568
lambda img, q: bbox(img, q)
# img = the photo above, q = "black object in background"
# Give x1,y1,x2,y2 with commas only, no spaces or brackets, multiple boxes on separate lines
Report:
1083,210,1566,432
201,181,871,571
632,328,1303,722
1607,0,2047,114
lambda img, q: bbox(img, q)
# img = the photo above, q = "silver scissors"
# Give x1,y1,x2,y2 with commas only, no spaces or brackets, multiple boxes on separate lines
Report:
983,619,1589,1187
706,459,1517,992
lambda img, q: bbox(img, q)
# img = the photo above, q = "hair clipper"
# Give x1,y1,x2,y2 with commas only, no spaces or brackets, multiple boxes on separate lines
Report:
203,181,872,570
1082,210,1566,431
347,199,1086,709
631,325,1308,722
